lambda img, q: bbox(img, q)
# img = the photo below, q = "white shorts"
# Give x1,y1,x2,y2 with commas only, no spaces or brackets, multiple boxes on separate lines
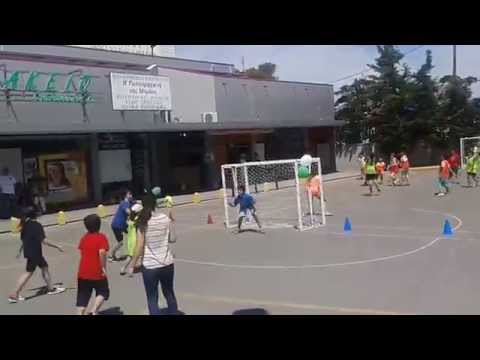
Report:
239,209,254,218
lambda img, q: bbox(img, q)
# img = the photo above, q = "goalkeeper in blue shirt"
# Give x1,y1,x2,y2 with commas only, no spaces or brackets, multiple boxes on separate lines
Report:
230,185,263,233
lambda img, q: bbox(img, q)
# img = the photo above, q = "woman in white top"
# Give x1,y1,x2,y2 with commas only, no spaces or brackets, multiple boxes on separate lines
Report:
129,192,178,315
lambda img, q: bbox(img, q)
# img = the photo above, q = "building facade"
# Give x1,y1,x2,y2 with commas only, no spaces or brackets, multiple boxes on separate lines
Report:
0,45,339,210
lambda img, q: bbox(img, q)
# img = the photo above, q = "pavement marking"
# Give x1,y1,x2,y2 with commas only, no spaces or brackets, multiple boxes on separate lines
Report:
175,208,463,270
139,292,411,315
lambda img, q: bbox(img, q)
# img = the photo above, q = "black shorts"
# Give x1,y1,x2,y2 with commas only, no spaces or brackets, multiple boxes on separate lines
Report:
366,174,377,181
111,226,125,243
467,172,477,177
76,278,110,307
26,257,48,273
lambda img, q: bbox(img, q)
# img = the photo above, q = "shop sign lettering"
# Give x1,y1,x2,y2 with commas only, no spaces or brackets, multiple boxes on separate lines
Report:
0,71,96,103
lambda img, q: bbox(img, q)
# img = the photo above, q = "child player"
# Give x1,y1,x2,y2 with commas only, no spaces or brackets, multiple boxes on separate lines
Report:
8,207,65,303
388,153,400,186
229,185,263,233
465,151,480,188
120,203,143,276
448,149,461,184
399,152,410,186
76,214,110,315
365,154,381,195
375,157,386,185
305,174,333,216
435,154,454,197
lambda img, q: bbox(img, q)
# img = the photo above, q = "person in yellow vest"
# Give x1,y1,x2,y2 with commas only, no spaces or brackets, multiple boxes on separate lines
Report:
120,203,143,277
365,154,381,196
465,152,480,188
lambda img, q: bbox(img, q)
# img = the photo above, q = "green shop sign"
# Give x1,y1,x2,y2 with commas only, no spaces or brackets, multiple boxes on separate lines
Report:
0,71,96,104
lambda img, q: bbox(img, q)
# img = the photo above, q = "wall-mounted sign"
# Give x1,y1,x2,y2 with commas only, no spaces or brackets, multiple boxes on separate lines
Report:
0,71,96,103
110,72,171,111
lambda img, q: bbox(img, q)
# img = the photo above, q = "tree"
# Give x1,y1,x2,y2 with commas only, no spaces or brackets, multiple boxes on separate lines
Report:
364,45,412,155
335,45,480,159
335,78,373,144
245,62,277,80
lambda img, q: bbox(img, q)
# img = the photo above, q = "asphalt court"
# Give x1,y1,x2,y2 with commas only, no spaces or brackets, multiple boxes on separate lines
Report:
1,169,480,315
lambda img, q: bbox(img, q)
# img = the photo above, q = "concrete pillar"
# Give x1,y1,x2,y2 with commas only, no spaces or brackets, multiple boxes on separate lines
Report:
250,133,256,160
150,134,160,187
89,134,102,203
143,134,152,190
303,128,310,155
204,132,219,190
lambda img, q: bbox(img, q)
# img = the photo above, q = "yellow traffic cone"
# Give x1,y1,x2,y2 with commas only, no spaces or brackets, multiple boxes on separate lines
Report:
11,217,20,233
192,192,201,204
57,211,66,226
97,204,107,218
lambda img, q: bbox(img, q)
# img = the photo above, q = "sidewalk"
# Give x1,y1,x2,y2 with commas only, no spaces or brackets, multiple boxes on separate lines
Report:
0,170,358,234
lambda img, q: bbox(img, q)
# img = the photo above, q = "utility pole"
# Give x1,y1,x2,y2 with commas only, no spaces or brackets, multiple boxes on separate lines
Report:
453,45,457,78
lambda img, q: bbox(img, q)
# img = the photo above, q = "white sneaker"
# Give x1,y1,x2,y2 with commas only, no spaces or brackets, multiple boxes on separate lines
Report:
8,295,25,303
47,287,66,295
436,193,446,197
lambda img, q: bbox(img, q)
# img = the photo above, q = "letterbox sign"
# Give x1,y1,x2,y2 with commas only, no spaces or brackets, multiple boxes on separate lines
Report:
0,70,97,104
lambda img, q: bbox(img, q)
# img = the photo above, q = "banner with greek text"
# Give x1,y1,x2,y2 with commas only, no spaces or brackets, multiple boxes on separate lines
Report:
110,72,172,111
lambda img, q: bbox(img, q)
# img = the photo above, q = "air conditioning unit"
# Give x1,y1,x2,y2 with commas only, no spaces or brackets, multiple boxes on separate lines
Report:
201,112,218,124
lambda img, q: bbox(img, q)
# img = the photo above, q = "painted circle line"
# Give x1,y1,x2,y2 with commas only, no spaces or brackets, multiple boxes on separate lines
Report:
175,208,463,270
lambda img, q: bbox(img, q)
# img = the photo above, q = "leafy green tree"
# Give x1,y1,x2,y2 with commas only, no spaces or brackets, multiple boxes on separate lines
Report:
245,62,277,80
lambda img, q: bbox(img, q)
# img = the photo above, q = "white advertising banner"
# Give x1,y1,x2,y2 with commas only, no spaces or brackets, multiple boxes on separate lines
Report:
110,72,172,111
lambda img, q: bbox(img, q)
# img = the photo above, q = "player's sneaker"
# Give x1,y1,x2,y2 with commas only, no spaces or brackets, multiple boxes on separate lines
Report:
436,192,446,197
47,287,66,295
8,295,25,303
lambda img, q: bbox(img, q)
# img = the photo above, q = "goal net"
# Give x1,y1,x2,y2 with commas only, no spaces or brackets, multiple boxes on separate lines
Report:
221,158,326,231
460,136,480,168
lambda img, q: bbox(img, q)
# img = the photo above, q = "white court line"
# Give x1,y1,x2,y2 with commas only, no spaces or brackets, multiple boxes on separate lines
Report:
176,208,463,270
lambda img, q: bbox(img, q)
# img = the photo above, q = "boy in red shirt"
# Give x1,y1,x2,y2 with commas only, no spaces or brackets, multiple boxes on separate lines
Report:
77,214,110,315
448,150,460,183
436,154,454,197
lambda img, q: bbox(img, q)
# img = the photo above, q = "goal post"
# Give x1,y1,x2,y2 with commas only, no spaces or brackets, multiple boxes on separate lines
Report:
221,158,326,231
460,136,480,168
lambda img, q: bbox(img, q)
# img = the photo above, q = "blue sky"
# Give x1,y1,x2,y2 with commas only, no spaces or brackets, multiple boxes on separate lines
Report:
176,45,480,95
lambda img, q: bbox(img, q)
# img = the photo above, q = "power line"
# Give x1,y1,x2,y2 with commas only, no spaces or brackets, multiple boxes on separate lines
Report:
330,45,426,84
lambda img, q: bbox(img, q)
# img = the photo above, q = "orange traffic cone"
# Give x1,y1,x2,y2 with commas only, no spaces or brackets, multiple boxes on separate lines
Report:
207,214,214,224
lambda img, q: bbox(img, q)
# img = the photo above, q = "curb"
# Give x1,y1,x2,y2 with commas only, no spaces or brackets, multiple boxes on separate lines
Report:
1,174,358,235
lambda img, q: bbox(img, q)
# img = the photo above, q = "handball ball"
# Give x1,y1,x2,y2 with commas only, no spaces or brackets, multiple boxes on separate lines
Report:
298,166,311,179
300,154,313,167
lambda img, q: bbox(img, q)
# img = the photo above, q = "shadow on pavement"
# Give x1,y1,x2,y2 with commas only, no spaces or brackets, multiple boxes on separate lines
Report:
232,308,270,315
98,306,124,315
25,283,74,301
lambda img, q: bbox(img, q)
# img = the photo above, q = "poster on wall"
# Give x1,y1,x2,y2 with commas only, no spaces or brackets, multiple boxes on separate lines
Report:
38,153,88,203
46,160,80,192
110,72,172,111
